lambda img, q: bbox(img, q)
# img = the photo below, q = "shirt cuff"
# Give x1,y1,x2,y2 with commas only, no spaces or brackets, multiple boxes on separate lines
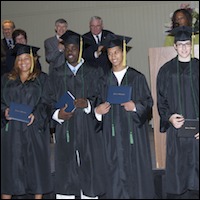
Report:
94,108,102,121
52,109,64,124
84,100,91,114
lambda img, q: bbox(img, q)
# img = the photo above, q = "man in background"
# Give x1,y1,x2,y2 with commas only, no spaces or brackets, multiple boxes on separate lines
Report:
1,19,15,76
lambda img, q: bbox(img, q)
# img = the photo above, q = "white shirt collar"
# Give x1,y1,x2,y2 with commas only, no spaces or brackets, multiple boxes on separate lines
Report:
66,58,85,75
113,66,129,85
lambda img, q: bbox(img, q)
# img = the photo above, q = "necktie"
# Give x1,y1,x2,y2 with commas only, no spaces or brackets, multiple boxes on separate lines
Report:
8,39,13,49
96,35,100,44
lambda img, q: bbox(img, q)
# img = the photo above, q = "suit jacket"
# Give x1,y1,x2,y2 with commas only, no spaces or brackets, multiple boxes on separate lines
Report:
44,35,65,75
82,29,113,74
1,38,10,76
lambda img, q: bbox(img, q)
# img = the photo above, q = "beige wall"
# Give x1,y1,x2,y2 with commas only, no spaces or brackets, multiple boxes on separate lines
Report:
1,1,198,86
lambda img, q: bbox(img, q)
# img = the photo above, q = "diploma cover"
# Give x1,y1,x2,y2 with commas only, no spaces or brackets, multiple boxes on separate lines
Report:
55,91,75,112
9,102,33,123
106,85,132,104
177,119,199,138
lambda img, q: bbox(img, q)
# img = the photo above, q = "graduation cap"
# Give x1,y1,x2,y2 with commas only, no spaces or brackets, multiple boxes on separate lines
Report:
12,44,40,73
101,33,132,67
171,26,192,43
60,30,92,63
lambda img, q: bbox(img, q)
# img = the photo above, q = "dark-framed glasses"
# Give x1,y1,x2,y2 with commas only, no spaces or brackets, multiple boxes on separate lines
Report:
176,42,191,48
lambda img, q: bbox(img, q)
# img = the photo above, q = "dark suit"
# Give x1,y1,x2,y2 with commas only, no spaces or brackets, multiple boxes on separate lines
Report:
82,29,113,74
44,35,65,75
1,38,9,76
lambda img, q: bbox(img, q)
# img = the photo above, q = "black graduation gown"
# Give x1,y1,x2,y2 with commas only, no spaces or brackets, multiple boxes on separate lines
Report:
156,57,199,194
48,62,106,197
1,72,53,195
95,67,155,199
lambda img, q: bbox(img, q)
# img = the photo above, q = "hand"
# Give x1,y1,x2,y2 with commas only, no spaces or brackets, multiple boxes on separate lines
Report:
96,45,104,57
27,113,35,126
5,108,11,120
74,98,88,108
58,104,74,120
95,102,111,115
121,100,135,111
58,40,65,52
169,113,184,129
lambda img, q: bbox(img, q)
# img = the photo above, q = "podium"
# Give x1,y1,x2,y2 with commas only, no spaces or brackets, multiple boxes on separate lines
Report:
148,45,199,169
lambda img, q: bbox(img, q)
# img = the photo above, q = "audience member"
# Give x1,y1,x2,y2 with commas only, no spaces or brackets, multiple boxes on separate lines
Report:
82,16,114,73
44,18,68,75
1,19,15,76
94,33,155,199
6,28,42,73
164,8,199,46
157,26,199,199
47,30,106,199
1,44,53,199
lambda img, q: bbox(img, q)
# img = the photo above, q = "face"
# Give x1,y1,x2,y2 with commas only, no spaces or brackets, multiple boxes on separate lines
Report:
65,43,79,66
15,34,27,44
90,19,103,35
2,22,15,39
107,46,123,70
175,12,189,26
174,40,191,59
17,53,32,72
55,22,68,37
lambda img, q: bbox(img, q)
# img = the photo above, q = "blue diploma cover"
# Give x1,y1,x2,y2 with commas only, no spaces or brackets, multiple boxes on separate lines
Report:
106,85,132,104
177,119,199,137
55,91,75,112
9,102,33,123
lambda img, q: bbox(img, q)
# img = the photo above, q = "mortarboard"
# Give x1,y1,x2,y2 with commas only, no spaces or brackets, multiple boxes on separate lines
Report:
100,33,132,67
60,30,92,63
12,43,40,57
171,26,192,43
12,44,40,73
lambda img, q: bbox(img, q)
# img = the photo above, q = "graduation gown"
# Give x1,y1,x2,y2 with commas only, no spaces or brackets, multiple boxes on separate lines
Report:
157,57,199,194
1,72,53,195
48,62,106,197
95,67,155,199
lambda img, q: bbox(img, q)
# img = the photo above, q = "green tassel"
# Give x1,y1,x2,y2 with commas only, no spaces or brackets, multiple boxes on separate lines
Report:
112,123,115,136
5,123,9,132
130,131,133,144
66,130,70,143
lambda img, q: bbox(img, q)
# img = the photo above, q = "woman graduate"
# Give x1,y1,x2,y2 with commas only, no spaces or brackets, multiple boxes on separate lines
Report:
157,26,199,199
94,33,155,199
1,44,53,199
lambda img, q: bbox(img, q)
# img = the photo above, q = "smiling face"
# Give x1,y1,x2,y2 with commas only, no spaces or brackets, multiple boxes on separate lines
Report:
174,40,192,60
65,43,80,66
16,53,32,73
107,46,124,71
90,18,103,36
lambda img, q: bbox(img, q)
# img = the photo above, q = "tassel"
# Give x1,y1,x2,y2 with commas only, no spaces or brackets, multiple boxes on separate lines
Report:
122,38,126,67
112,123,115,136
130,131,133,144
191,31,195,58
78,36,83,63
30,47,34,73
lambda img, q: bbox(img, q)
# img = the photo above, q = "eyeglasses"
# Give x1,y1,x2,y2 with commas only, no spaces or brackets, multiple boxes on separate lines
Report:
176,42,191,48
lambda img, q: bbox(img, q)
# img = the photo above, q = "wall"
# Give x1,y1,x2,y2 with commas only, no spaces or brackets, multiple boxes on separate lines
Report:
1,1,198,86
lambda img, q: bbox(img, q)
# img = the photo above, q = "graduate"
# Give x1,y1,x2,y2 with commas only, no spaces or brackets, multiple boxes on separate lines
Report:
1,44,53,199
94,33,155,199
47,30,106,199
157,26,199,199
